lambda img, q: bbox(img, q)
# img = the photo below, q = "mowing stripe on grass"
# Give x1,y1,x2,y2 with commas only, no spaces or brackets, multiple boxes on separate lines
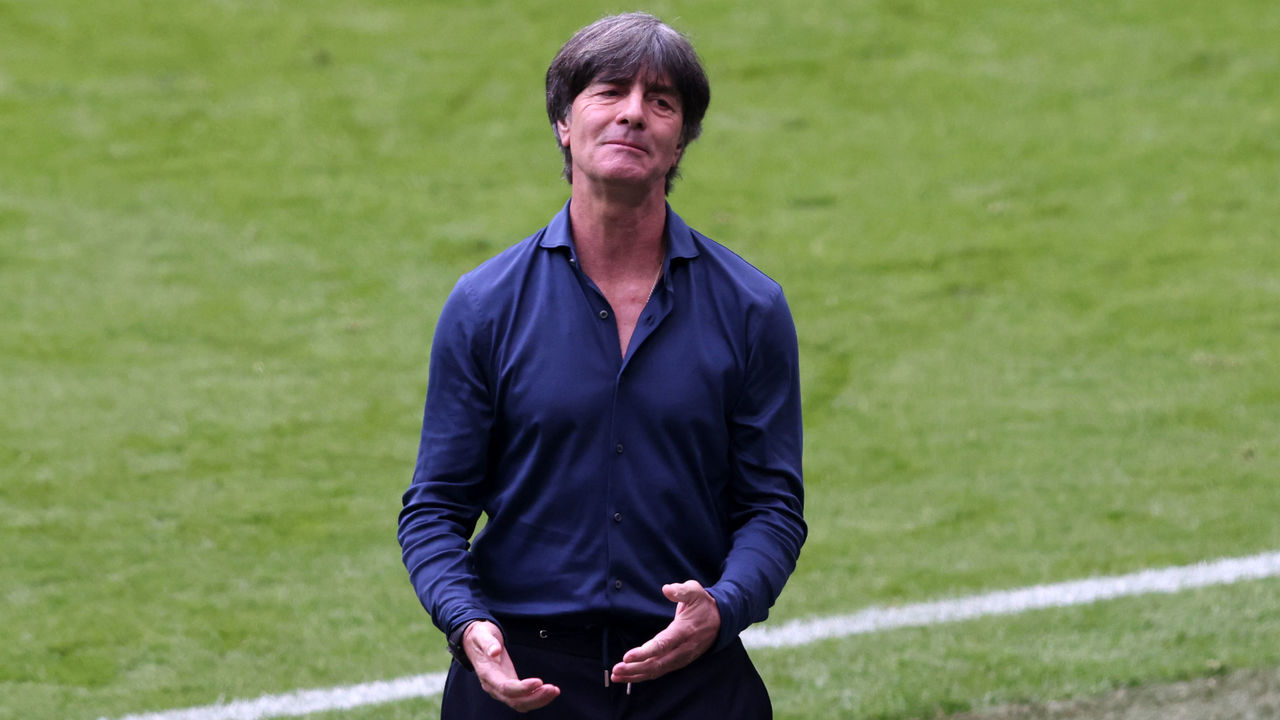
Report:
105,550,1280,720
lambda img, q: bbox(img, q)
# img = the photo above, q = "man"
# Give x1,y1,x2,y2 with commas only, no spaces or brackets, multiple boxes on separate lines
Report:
398,12,805,718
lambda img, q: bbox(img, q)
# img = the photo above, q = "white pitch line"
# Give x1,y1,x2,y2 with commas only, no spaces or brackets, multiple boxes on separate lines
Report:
106,674,448,720
741,550,1280,648
105,550,1280,720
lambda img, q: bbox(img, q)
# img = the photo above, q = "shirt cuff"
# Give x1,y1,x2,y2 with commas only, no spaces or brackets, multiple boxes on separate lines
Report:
446,621,477,671
705,584,744,653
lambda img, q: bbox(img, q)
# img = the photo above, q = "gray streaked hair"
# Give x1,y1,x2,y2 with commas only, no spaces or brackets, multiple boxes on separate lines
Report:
545,12,711,194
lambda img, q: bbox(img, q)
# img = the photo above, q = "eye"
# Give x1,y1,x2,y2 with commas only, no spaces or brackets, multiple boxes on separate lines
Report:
653,96,679,113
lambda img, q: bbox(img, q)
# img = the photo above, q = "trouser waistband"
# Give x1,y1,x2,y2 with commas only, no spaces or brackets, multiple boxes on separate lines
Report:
495,615,668,662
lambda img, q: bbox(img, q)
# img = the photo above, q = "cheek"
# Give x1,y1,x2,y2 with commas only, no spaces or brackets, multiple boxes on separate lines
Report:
666,134,685,162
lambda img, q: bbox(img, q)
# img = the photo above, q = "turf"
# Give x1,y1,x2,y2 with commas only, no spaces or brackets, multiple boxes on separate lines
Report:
2,1,1278,719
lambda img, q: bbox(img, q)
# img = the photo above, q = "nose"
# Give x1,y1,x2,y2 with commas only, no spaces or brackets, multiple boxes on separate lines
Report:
616,85,646,128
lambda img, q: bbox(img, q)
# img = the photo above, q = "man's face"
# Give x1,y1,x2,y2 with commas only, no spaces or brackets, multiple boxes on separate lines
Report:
556,72,685,192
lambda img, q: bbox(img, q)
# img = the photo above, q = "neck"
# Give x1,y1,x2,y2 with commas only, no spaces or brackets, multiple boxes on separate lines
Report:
568,180,667,282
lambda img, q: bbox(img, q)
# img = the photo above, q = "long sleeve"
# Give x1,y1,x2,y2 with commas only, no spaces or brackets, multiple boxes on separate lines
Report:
397,279,497,638
706,287,807,650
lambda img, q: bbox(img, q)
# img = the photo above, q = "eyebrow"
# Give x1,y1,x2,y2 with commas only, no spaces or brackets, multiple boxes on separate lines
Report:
645,81,678,96
592,73,678,97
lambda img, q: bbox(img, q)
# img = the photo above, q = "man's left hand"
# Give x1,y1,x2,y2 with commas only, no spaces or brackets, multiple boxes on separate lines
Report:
610,580,720,684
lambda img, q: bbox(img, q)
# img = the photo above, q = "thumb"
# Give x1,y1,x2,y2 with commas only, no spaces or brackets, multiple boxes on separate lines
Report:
469,622,505,658
663,580,706,604
483,633,505,659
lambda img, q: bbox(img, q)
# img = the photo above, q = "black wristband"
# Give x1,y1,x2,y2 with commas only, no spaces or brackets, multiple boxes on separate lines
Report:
447,621,476,672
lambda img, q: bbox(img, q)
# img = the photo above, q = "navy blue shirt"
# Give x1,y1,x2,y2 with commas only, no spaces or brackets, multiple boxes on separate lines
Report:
398,202,805,650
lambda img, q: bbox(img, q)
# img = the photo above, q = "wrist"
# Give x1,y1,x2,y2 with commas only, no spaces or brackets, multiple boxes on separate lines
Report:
447,620,477,672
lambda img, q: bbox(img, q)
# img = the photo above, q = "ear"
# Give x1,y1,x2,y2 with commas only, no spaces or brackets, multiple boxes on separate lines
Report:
556,115,571,148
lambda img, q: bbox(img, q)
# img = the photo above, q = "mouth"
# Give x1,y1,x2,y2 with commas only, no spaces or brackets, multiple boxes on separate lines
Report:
604,140,648,154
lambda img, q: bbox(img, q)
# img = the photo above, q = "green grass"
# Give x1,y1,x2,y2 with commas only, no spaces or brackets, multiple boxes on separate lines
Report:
2,1,1278,719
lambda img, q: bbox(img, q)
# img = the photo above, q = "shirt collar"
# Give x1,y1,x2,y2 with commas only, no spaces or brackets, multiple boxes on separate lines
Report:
663,203,700,262
537,199,702,264
537,200,575,255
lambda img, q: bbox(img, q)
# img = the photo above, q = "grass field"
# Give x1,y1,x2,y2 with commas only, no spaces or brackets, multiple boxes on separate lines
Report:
3,1,1279,718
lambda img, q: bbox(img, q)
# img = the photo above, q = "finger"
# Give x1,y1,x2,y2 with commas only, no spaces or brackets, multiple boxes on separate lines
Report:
611,658,663,683
492,677,551,698
621,628,683,663
510,684,561,712
616,629,700,679
490,678,560,712
612,650,695,683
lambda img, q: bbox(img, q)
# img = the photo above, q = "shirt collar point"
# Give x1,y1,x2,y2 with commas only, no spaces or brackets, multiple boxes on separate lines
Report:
664,204,701,261
538,199,575,250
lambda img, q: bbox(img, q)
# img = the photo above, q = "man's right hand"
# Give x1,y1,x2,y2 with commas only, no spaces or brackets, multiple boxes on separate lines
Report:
462,620,561,713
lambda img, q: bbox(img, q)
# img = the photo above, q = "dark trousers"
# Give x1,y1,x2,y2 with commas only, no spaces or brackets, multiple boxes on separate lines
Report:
440,619,771,720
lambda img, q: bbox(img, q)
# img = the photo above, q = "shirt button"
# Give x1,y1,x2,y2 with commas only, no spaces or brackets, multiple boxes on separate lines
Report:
614,579,623,590
615,443,624,454
598,309,609,319
613,512,622,523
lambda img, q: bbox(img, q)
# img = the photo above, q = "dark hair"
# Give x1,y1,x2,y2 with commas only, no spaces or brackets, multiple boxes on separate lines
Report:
546,12,711,194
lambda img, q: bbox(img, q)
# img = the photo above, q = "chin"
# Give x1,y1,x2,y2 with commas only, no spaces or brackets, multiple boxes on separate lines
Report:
594,168,658,186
